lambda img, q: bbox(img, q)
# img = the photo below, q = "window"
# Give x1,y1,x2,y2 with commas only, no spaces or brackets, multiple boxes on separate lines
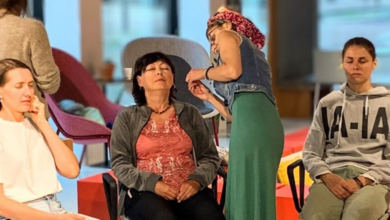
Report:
318,0,390,83
242,0,268,54
102,0,170,79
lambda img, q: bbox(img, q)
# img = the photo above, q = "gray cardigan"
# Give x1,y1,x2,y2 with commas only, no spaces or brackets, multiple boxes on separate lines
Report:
110,99,221,216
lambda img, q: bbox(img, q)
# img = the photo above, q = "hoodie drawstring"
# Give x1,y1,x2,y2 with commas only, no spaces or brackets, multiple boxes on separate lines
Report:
365,95,369,118
337,90,347,147
337,93,369,147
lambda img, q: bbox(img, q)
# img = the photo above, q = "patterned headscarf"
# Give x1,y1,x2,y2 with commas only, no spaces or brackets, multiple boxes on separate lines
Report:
207,10,265,50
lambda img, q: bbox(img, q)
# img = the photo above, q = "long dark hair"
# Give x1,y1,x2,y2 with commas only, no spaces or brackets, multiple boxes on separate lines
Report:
0,0,28,17
0,58,32,110
132,52,176,106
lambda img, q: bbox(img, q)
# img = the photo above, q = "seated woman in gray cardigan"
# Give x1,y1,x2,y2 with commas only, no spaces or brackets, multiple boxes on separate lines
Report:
0,0,60,117
110,52,225,220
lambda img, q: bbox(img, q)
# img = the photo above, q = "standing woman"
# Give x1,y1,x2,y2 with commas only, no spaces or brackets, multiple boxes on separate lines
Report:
0,0,60,117
186,7,284,220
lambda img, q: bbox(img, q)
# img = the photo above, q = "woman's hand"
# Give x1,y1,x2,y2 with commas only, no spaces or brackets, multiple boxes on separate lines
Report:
29,95,46,125
177,180,200,203
185,69,205,83
188,81,213,101
54,213,86,220
319,173,351,199
155,181,178,200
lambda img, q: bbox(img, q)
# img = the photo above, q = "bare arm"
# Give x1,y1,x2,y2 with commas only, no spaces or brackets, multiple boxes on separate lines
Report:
185,31,242,83
188,81,232,121
206,30,242,82
207,93,232,122
30,96,79,179
37,121,80,178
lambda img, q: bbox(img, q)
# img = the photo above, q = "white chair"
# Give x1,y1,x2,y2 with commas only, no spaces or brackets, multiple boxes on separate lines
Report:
121,36,220,145
313,49,345,110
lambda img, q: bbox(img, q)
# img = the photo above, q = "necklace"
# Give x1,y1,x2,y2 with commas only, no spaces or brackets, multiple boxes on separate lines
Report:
151,104,171,115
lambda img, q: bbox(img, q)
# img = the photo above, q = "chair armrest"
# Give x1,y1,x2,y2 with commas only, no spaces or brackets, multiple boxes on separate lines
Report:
102,173,118,220
287,159,305,213
202,109,219,119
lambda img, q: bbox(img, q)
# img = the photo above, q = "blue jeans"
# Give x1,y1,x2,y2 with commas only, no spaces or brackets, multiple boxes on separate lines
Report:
0,195,99,220
0,195,66,219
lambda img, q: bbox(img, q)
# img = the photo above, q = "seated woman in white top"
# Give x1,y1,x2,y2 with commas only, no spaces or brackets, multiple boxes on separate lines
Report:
0,58,88,220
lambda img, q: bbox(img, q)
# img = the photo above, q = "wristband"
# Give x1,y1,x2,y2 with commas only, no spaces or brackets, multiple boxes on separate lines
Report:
353,176,364,188
204,66,213,80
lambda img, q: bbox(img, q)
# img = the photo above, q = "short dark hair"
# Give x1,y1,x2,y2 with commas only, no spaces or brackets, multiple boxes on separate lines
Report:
342,37,376,61
0,0,28,16
132,52,176,106
0,58,32,109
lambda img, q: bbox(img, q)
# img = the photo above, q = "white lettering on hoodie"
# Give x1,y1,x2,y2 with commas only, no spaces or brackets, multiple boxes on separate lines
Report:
303,83,390,184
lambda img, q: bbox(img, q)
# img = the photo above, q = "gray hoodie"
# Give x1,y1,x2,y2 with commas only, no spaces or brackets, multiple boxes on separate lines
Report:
303,83,390,184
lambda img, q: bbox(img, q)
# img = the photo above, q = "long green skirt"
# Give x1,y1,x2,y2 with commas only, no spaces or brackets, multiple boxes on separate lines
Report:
225,92,284,220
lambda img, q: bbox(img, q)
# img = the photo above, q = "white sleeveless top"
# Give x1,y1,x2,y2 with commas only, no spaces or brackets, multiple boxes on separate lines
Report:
0,117,62,203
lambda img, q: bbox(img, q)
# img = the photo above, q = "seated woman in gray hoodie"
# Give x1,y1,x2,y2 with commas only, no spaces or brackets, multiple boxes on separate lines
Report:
301,37,390,220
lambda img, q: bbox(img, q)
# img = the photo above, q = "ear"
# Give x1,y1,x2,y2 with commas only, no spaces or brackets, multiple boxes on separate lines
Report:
373,59,378,69
223,22,233,30
137,75,143,87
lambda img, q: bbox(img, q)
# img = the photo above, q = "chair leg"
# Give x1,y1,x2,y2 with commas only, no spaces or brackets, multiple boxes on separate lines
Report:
212,117,219,146
104,143,110,167
79,145,87,168
212,177,218,199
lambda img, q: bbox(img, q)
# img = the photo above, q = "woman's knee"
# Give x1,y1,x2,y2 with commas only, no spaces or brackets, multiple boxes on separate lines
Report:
125,191,177,220
343,186,389,220
178,189,225,220
300,184,344,220
301,201,343,220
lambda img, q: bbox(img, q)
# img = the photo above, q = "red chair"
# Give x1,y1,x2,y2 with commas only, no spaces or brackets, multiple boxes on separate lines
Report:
47,48,123,167
51,48,123,125
45,93,112,168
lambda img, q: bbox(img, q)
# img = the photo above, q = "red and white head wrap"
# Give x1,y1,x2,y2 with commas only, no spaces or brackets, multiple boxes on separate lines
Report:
207,10,265,50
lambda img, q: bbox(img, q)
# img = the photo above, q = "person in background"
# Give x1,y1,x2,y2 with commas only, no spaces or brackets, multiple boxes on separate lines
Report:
0,0,60,117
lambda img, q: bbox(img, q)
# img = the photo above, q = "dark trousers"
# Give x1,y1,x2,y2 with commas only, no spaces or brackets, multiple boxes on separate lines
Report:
124,188,226,220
